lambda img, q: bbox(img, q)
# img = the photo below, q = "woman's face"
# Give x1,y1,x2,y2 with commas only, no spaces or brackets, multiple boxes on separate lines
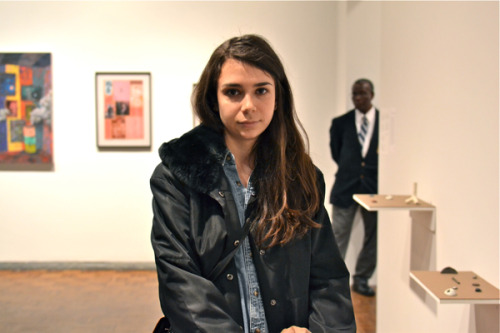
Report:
217,58,276,150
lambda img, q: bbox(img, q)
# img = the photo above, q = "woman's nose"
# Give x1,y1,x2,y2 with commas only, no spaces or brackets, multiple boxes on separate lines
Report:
242,94,256,112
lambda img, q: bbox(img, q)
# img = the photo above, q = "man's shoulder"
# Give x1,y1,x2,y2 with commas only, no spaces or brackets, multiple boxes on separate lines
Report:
332,109,355,124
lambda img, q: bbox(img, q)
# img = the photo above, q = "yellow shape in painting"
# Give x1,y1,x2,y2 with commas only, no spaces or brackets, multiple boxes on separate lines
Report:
5,64,21,103
23,125,37,154
7,118,24,152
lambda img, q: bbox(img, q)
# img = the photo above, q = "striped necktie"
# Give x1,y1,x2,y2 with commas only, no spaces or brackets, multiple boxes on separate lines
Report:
358,115,368,147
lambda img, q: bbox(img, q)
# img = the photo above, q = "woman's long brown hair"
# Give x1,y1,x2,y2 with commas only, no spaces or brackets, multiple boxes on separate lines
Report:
193,34,320,248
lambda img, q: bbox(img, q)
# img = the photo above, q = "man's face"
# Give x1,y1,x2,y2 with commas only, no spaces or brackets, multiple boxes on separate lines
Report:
351,82,373,113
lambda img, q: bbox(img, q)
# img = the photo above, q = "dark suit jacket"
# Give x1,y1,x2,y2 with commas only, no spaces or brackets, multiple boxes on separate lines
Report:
329,109,379,208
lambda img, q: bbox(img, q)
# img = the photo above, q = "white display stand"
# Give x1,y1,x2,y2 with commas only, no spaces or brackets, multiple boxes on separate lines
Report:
410,271,500,305
353,193,436,232
353,192,437,273
354,192,500,332
353,194,435,211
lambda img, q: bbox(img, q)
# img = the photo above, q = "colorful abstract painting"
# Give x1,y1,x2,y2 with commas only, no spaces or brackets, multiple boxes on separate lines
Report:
95,73,151,148
0,53,52,165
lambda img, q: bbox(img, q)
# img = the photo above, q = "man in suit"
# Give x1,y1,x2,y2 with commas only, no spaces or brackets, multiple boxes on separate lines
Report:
329,78,378,297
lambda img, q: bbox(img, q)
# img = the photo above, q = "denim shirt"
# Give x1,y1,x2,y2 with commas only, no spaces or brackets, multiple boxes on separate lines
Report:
222,152,269,333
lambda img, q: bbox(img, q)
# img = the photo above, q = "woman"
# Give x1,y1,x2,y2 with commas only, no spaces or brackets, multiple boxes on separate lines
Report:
151,34,355,333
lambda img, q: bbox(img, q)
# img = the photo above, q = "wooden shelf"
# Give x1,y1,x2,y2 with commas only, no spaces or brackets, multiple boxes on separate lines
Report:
410,271,500,304
353,194,435,211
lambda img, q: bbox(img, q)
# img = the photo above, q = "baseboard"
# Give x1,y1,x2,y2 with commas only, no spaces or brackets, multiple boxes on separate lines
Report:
0,261,156,271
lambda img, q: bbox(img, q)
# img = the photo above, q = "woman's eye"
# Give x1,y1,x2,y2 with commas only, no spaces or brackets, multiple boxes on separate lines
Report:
256,88,268,95
224,89,240,97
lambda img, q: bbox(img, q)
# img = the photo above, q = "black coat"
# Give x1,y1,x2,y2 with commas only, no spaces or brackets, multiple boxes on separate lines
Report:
151,125,355,333
329,109,379,208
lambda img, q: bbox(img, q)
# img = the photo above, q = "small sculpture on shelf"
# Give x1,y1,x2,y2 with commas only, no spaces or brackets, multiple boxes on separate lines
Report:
405,182,419,204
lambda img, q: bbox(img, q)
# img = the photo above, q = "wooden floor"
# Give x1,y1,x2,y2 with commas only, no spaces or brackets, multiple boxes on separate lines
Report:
0,270,375,332
351,286,376,333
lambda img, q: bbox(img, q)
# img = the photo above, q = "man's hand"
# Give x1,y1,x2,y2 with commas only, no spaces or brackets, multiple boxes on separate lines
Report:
281,326,311,333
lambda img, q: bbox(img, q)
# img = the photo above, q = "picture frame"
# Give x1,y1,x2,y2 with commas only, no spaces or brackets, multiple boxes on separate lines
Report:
95,72,151,149
0,53,53,169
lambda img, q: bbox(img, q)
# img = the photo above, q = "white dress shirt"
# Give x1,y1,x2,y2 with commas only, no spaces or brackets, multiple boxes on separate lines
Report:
355,107,376,158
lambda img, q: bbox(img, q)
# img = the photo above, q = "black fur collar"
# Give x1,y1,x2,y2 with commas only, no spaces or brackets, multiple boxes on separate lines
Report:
158,125,227,193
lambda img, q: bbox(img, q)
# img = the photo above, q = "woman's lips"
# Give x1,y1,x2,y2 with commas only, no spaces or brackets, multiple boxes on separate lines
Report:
239,120,259,127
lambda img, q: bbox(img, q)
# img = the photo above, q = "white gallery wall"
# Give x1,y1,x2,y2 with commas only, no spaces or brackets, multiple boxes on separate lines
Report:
333,1,382,287
1,1,499,332
376,1,498,332
339,2,498,331
0,1,338,262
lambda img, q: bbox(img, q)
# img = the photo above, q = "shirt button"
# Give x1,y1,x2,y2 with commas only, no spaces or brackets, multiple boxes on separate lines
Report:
233,240,240,247
226,155,231,161
361,161,366,167
218,191,225,197
254,290,259,297
270,299,277,306
236,181,242,186
255,329,261,333
259,250,265,255
226,274,234,281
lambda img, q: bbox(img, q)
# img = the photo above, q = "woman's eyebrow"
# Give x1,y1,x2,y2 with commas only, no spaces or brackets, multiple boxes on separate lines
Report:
220,81,273,88
255,82,273,87
221,83,242,88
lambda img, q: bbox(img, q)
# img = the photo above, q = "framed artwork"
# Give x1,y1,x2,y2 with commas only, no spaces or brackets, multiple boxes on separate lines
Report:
95,72,151,148
0,53,53,167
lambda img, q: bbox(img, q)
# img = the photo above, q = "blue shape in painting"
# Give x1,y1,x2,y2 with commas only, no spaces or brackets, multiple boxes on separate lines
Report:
105,81,112,95
35,122,44,151
0,120,6,152
33,54,51,67
10,119,25,142
21,85,42,101
0,74,16,96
